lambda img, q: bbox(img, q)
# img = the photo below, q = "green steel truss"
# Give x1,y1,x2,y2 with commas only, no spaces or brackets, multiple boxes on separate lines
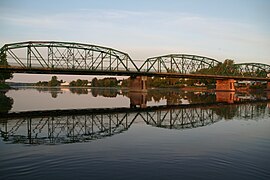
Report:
0,41,139,71
0,41,270,79
233,63,270,77
139,54,221,74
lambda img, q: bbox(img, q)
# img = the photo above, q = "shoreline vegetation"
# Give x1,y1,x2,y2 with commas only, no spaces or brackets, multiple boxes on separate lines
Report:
2,75,265,93
33,75,266,91
0,71,266,92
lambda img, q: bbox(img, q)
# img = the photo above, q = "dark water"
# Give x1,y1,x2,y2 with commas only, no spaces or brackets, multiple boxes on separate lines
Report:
0,87,270,180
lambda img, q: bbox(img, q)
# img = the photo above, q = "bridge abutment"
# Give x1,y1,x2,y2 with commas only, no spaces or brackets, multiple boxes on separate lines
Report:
129,76,147,92
216,79,236,91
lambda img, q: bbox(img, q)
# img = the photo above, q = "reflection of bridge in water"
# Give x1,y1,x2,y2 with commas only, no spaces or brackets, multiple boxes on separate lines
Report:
0,101,269,145
0,113,135,145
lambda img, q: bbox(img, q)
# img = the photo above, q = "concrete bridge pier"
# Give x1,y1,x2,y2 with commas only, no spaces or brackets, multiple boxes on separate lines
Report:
216,79,236,91
128,76,148,108
216,92,235,103
267,82,270,91
129,92,147,108
129,76,147,92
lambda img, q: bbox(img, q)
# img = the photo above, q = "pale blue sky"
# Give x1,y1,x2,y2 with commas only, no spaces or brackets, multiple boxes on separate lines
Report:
0,0,269,82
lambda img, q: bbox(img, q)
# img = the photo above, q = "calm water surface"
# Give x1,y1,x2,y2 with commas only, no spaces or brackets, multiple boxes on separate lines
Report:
0,87,270,180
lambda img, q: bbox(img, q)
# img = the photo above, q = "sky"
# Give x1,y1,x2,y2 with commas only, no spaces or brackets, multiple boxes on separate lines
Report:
0,0,270,82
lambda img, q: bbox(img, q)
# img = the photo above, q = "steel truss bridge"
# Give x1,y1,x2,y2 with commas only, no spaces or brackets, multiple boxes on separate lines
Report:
1,41,270,81
0,102,268,145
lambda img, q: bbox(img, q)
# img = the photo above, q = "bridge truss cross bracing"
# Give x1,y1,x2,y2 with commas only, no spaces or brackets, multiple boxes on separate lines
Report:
139,54,221,74
0,41,139,72
0,41,270,81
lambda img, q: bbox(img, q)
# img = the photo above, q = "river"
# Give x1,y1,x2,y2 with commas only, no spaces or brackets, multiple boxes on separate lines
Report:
0,87,269,180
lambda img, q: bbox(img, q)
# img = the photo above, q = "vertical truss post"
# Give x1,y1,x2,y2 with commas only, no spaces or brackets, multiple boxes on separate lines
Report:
158,58,160,73
91,115,94,134
109,50,112,71
117,57,119,71
109,115,112,135
72,47,75,69
27,118,32,144
170,56,173,72
27,45,31,68
84,49,87,70
170,109,173,127
84,115,87,135
126,56,129,71
101,52,103,71
181,58,184,74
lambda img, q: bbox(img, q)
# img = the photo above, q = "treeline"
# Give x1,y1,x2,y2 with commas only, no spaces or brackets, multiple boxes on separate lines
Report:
70,79,88,87
36,76,120,87
36,76,64,87
91,77,118,87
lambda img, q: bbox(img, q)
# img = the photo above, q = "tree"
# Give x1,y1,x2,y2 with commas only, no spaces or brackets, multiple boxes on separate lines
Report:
69,80,76,87
0,92,14,113
191,59,240,87
69,79,89,87
48,76,60,86
0,52,13,83
92,77,98,87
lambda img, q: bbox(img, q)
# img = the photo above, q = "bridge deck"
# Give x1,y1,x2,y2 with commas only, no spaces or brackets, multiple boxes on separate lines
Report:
0,66,269,81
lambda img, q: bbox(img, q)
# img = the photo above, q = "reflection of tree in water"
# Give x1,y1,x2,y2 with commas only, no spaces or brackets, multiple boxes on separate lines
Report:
91,88,118,98
36,87,62,98
249,103,267,118
146,89,216,104
211,103,267,120
50,91,58,98
70,88,89,95
186,92,216,104
146,90,181,103
0,91,13,113
211,106,238,120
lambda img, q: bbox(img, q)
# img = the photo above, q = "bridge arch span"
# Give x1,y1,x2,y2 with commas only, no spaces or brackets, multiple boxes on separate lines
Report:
234,63,270,77
0,41,139,71
139,54,221,74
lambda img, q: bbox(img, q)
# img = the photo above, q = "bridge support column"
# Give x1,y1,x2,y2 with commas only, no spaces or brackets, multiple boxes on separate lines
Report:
129,92,147,108
267,82,270,91
129,76,147,92
216,92,235,103
216,79,236,91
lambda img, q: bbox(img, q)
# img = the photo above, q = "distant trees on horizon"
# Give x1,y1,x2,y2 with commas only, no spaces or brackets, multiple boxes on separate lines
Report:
36,76,63,87
35,76,119,87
